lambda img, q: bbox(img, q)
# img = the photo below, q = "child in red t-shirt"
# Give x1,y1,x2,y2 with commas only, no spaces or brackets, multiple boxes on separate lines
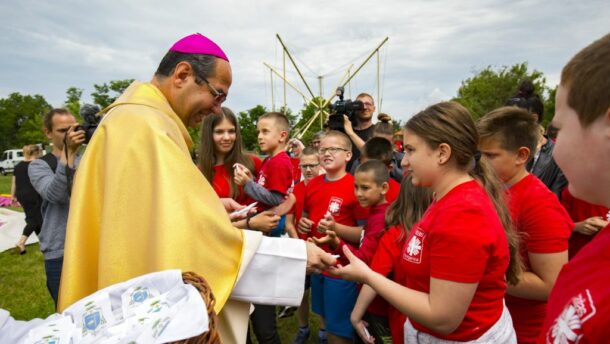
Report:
540,34,610,344
331,102,523,343
198,108,279,232
298,130,366,342
351,176,433,344
478,107,573,344
560,186,610,259
313,160,392,343
282,146,321,343
234,112,293,237
233,112,293,344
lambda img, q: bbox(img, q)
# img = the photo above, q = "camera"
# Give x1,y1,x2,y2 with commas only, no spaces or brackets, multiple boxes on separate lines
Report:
75,104,102,144
327,87,363,132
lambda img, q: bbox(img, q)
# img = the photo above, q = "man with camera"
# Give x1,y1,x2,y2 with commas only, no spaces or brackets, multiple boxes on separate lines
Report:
28,108,85,308
344,93,376,171
57,33,336,343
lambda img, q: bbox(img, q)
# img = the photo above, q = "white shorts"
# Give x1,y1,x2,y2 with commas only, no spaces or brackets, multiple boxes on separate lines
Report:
404,304,516,344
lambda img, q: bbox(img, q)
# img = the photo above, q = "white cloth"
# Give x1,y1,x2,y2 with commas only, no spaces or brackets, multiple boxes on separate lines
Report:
4,270,209,344
0,208,38,252
0,231,308,344
231,230,306,306
404,304,516,344
216,230,307,344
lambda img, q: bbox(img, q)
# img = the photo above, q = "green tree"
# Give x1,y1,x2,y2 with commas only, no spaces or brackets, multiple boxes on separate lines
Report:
91,79,134,108
454,63,547,119
543,85,557,126
238,105,267,152
0,93,51,152
294,97,329,145
65,87,83,121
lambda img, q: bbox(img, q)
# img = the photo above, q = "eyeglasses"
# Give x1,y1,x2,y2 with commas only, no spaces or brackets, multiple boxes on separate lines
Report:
300,163,319,170
362,101,374,108
318,147,349,155
197,76,227,104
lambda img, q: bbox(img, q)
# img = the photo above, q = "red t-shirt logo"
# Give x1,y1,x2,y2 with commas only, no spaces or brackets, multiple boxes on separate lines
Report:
257,174,266,187
547,289,597,343
403,228,426,264
328,197,343,215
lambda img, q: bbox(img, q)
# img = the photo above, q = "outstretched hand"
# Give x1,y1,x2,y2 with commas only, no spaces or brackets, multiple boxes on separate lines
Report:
317,212,335,234
328,245,373,283
310,230,340,250
305,241,337,274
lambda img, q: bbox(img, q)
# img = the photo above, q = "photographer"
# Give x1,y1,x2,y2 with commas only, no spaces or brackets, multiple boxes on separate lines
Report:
343,93,376,171
28,108,85,308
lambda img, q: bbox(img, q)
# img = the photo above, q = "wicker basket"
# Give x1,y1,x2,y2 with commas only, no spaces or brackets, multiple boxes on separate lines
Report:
169,271,222,344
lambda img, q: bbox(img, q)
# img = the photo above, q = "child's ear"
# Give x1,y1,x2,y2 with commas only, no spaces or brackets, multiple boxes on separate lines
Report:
381,181,389,195
437,143,452,165
516,147,530,165
345,150,352,163
279,130,289,143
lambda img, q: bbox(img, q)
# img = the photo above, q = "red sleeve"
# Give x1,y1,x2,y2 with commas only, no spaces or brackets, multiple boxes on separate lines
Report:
524,191,572,254
430,207,492,283
371,227,402,276
342,213,386,264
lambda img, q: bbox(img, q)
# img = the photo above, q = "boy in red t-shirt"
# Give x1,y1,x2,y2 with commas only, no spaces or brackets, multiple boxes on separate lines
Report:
539,33,610,344
314,159,392,343
298,130,366,343
235,112,293,237
234,112,293,344
478,107,573,344
283,146,321,344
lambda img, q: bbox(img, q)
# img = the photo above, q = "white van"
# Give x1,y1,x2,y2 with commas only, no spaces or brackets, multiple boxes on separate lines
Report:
0,149,25,175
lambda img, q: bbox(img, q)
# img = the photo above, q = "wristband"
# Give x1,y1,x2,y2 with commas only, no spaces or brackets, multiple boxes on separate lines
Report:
246,213,253,229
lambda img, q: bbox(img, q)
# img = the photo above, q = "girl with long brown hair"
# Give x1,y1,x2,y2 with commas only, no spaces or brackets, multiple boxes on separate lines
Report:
333,101,522,343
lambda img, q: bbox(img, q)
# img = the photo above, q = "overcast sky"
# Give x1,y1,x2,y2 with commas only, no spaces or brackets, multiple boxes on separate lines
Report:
1,0,608,124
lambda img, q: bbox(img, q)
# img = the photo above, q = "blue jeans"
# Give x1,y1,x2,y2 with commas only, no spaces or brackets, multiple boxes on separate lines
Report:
44,256,63,309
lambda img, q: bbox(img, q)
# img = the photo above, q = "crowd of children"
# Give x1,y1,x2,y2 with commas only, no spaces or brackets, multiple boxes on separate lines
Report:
197,33,610,344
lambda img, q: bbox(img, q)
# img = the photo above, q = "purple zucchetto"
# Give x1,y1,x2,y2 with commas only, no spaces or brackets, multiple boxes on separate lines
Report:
169,33,229,61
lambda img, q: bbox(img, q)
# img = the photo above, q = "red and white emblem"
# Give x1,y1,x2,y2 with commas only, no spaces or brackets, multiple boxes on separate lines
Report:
327,197,343,215
547,289,597,344
257,174,266,187
403,228,426,264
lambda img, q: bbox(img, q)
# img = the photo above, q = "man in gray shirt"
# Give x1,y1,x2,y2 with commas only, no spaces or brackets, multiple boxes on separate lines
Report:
28,108,84,308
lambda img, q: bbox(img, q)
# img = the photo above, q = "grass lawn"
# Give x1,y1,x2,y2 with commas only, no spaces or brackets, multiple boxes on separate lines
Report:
0,174,321,342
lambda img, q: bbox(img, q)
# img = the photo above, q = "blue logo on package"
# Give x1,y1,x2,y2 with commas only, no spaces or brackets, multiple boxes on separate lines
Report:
84,311,101,331
131,287,150,303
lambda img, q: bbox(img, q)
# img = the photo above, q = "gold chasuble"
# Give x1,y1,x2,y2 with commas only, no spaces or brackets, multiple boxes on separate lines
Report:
58,81,243,314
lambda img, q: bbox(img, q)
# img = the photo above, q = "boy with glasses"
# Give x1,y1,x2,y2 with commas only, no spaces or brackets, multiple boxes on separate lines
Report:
298,131,367,344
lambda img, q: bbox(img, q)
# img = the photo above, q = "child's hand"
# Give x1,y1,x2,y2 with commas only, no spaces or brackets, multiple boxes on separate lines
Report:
328,245,373,283
298,217,314,234
249,211,280,233
317,212,335,234
233,164,252,186
351,319,375,343
575,216,608,235
311,230,340,250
